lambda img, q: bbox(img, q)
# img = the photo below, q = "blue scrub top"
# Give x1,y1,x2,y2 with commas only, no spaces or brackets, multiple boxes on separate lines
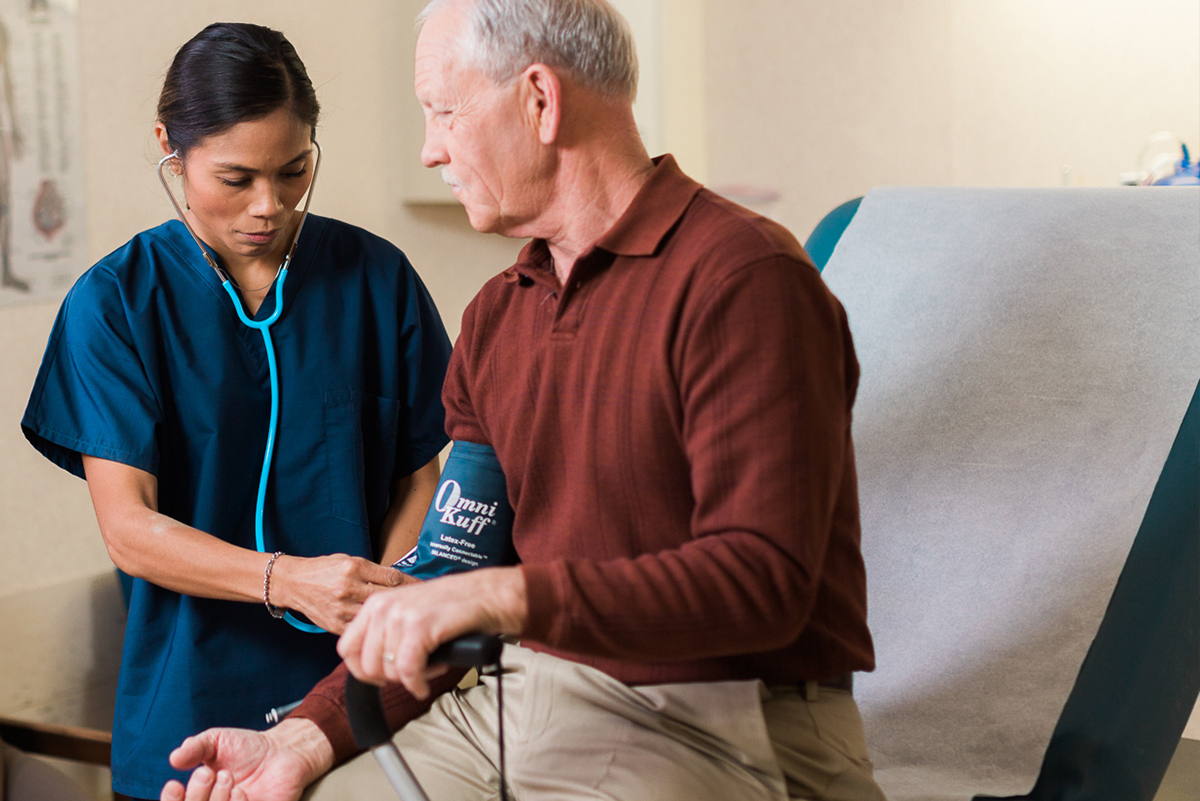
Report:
21,215,452,798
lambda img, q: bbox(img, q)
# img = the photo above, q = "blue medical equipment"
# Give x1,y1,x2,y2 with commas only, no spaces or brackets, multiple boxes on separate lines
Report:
157,140,326,634
394,441,516,580
1152,143,1199,186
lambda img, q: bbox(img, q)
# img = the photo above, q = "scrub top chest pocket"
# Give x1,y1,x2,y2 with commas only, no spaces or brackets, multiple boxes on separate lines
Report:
323,389,405,532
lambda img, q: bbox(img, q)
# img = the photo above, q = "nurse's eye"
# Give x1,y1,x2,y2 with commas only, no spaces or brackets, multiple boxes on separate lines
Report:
283,168,308,179
219,176,250,187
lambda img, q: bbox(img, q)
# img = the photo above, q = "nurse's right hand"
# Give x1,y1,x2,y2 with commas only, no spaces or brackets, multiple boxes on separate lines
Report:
270,554,417,635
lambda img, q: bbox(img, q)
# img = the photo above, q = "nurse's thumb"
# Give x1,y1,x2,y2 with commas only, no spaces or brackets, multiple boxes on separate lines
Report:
363,562,412,588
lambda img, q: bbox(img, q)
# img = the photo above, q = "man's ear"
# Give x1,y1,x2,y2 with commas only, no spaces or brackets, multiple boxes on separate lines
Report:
520,63,561,145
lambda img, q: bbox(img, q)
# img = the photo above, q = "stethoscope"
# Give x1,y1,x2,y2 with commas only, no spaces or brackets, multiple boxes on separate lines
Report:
157,138,326,634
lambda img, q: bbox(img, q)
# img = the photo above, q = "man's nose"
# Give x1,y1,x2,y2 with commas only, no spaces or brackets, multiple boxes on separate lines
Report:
420,120,447,169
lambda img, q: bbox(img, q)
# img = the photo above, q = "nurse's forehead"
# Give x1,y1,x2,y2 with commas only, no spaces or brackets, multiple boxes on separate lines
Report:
193,145,311,173
189,116,313,170
209,148,311,170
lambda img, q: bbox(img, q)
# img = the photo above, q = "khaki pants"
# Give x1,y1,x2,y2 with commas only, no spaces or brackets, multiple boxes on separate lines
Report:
306,645,884,801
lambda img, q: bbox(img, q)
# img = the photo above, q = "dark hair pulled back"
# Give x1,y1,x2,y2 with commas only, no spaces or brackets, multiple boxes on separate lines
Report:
157,22,320,156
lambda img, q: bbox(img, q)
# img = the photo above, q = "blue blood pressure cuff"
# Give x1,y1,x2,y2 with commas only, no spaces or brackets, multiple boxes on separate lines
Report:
394,441,516,579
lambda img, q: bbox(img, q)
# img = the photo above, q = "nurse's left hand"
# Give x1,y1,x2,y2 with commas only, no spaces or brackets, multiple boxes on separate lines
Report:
338,566,527,699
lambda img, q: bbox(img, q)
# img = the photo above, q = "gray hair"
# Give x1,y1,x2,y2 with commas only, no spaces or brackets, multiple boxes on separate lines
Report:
418,0,638,100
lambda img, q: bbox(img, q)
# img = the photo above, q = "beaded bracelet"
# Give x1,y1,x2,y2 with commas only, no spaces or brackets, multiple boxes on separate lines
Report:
263,551,285,619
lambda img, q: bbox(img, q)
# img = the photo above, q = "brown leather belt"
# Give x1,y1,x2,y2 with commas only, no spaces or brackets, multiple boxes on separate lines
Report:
802,672,853,701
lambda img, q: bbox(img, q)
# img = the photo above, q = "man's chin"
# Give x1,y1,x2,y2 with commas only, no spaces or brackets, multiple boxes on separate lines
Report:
462,205,501,235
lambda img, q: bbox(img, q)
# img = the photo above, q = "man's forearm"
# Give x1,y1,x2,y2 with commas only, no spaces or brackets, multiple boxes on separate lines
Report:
289,660,466,764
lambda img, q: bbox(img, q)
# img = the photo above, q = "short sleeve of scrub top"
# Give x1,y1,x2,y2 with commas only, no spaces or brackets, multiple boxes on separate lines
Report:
23,264,162,477
21,215,452,798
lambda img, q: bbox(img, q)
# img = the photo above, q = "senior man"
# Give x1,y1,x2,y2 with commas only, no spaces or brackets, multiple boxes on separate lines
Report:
160,1,882,799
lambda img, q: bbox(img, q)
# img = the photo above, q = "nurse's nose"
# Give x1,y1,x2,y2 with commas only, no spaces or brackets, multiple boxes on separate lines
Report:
248,179,286,218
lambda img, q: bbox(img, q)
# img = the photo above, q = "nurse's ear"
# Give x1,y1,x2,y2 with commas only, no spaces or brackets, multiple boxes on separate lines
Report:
154,122,183,175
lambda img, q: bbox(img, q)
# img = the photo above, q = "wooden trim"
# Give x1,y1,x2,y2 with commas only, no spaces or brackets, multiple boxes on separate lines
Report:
0,716,111,767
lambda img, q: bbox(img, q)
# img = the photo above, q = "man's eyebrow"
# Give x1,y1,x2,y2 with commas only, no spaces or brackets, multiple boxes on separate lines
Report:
213,149,312,172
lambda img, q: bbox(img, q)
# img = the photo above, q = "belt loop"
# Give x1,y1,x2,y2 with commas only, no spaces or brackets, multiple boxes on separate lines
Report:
804,680,819,702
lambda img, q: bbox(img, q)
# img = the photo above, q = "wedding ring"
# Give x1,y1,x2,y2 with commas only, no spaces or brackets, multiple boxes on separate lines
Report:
383,652,396,663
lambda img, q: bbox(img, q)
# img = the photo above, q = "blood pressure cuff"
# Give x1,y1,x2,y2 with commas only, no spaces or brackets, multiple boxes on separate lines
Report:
393,441,516,579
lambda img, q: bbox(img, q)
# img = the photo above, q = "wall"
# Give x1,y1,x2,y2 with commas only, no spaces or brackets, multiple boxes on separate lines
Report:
707,0,1200,240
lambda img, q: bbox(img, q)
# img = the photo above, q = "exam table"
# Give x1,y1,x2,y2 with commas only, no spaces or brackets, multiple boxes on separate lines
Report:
809,186,1199,801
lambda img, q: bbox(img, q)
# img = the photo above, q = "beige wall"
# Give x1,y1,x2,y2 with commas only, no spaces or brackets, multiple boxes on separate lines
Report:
707,0,1200,240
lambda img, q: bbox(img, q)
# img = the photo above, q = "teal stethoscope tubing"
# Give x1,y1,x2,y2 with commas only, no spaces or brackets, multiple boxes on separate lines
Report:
157,139,326,634
221,273,322,633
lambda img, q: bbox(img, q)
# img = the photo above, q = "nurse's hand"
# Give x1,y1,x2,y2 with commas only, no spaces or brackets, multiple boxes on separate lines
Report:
159,718,333,801
338,566,527,699
271,554,417,635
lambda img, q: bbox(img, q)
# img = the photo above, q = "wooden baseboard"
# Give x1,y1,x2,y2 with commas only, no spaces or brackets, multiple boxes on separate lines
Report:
0,715,111,767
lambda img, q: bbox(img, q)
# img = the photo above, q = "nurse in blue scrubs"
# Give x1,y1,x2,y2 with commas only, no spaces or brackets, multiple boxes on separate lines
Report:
20,23,452,800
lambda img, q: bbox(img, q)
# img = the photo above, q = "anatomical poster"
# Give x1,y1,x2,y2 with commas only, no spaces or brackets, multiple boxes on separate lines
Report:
0,0,85,308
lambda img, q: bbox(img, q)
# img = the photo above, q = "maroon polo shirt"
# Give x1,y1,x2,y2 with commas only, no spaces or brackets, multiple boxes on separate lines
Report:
445,155,874,686
296,156,875,761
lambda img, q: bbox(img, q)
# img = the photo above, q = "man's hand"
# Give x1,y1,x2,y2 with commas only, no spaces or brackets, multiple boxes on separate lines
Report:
159,718,334,801
338,566,527,698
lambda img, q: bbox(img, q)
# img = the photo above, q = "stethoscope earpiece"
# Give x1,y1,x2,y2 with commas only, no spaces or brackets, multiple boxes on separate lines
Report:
157,147,226,279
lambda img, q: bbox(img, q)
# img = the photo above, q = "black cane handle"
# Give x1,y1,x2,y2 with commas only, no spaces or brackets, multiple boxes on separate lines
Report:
428,633,504,669
346,634,504,750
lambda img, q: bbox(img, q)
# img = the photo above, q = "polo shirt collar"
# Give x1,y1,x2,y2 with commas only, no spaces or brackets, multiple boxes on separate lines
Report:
594,154,701,257
506,154,702,284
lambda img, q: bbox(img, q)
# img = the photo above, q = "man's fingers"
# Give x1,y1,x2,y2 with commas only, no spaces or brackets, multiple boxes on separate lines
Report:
394,638,434,700
184,766,215,801
338,608,370,679
170,733,214,770
340,593,418,687
209,770,234,801
161,780,185,801
355,602,392,686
